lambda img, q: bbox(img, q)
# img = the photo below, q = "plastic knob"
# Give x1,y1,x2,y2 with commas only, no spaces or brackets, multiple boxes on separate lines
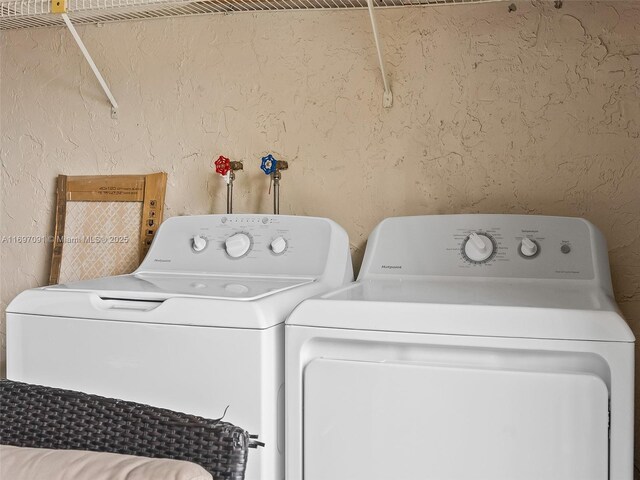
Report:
464,232,494,262
270,236,287,254
225,233,251,258
215,155,231,176
260,154,277,175
192,235,207,252
520,237,538,257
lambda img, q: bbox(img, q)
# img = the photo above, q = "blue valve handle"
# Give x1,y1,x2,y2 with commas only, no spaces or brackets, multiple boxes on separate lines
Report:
260,154,277,175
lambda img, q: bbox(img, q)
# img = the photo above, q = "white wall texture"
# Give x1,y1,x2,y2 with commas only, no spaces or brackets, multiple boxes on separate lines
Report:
1,0,639,467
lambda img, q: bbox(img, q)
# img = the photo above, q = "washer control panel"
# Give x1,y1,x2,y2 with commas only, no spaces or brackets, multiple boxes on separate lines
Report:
140,214,336,277
362,215,604,280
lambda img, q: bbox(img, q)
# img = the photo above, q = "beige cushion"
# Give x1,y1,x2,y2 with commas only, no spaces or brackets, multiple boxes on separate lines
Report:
0,445,213,480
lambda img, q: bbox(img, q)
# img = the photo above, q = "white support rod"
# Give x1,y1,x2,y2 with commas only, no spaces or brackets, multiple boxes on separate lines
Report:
61,13,118,110
366,0,392,107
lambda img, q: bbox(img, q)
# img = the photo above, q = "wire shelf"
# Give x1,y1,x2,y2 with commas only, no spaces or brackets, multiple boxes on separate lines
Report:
0,0,503,30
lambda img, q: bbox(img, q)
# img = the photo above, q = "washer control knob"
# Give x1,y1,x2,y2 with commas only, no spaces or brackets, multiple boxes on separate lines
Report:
520,237,538,257
270,236,287,255
225,233,251,258
464,232,494,262
192,235,207,252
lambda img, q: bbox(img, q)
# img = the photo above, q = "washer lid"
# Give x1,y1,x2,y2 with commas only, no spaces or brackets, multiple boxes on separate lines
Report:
287,279,635,342
8,273,324,329
46,272,315,301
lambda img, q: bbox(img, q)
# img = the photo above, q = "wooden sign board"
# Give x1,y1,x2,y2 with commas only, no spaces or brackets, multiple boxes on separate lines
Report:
49,173,167,285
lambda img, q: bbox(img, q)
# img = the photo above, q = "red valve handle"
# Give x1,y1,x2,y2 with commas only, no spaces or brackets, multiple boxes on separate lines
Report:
215,155,231,176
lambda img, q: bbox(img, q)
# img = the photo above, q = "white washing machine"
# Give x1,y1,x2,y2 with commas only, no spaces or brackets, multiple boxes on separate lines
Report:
286,214,635,480
6,214,352,480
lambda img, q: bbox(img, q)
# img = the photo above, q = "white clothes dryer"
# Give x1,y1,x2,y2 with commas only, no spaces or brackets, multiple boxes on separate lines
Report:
286,214,634,480
7,214,353,480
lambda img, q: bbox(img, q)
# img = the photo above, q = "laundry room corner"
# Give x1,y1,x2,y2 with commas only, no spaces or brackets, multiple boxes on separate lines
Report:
1,0,640,474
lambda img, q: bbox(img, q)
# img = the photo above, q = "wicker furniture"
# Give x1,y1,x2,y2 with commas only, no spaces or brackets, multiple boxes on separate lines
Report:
1,444,215,480
0,380,262,480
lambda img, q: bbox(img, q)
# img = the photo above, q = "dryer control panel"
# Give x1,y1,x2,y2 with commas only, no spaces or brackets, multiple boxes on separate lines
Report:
360,215,610,283
138,214,347,278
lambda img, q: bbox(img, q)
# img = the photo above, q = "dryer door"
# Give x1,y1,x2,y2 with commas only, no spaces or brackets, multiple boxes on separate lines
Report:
304,359,608,480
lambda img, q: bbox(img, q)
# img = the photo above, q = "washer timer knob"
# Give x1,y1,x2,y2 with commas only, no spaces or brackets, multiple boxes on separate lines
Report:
225,233,251,258
270,236,287,255
192,235,207,252
464,232,495,263
520,237,538,257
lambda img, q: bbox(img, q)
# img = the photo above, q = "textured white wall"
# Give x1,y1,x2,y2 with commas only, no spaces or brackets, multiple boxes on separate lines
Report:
1,0,639,466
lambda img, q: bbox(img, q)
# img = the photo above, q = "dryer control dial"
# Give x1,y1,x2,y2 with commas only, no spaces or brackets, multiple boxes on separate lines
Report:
270,236,287,255
192,235,207,252
463,232,495,263
520,237,539,258
225,233,252,258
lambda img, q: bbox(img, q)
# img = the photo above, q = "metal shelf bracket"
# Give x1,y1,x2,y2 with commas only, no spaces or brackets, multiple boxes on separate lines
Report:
366,0,392,108
57,5,118,116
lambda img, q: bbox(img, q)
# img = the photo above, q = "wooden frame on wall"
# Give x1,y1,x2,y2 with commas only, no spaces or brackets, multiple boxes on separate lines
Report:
49,173,167,285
